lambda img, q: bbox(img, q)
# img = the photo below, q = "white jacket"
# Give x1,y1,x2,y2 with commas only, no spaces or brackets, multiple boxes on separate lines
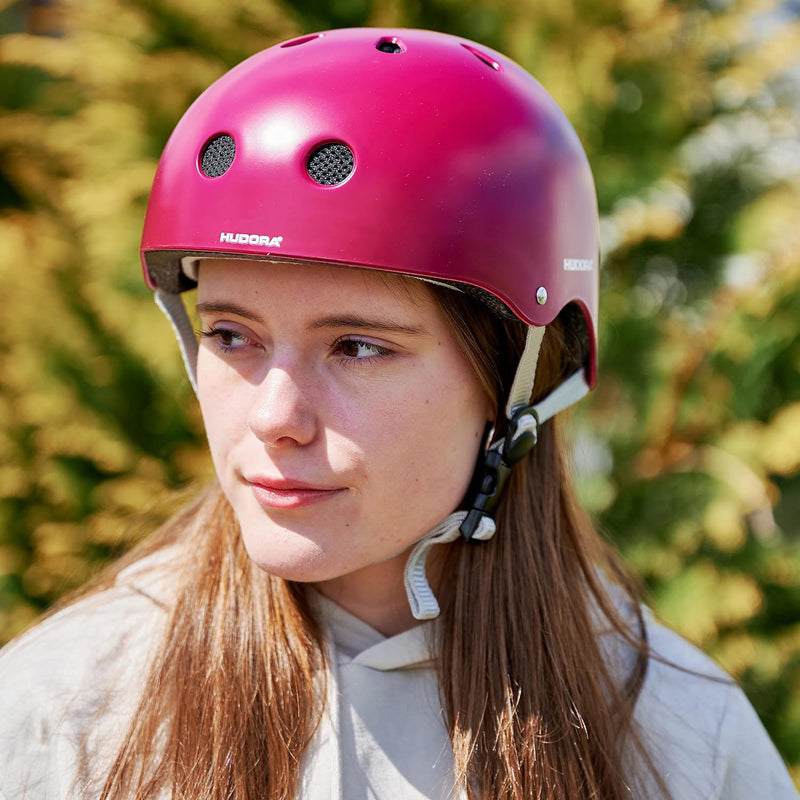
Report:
0,553,796,799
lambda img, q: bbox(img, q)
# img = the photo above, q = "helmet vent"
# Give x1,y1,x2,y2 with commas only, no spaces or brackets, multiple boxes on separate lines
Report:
461,43,502,72
307,143,354,185
376,37,405,54
200,134,236,177
281,33,324,48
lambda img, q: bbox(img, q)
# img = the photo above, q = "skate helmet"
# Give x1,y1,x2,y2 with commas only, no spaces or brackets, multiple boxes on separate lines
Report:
141,28,599,611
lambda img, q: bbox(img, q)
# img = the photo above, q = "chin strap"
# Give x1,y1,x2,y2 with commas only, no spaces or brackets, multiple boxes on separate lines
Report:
155,290,199,394
404,510,495,620
459,327,591,541
404,328,591,619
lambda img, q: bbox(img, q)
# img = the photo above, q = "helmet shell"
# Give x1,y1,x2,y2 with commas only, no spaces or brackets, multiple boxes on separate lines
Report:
141,28,599,383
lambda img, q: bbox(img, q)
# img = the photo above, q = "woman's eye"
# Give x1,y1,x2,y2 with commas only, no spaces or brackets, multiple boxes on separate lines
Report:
199,327,257,352
334,338,391,361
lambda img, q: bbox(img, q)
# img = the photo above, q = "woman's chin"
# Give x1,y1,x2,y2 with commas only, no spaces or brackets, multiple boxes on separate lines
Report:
239,530,352,584
242,544,324,583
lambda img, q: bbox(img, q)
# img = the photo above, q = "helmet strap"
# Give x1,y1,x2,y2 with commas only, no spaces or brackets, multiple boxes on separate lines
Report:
506,325,546,416
155,290,199,394
403,364,591,620
459,326,590,541
404,511,464,619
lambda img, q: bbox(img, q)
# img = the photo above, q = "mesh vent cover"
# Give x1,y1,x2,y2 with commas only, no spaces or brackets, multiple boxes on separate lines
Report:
307,143,354,185
201,134,236,177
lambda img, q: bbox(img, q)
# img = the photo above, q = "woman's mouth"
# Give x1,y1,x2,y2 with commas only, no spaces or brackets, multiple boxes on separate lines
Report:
246,477,347,510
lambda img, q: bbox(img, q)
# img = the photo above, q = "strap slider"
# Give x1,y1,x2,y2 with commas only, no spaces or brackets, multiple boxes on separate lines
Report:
459,446,509,541
503,405,539,465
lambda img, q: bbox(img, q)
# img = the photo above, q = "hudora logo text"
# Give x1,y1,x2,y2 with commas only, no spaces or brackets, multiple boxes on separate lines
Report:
220,232,283,247
563,258,594,272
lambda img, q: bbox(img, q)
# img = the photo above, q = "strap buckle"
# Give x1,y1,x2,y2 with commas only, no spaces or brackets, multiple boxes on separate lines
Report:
458,406,539,541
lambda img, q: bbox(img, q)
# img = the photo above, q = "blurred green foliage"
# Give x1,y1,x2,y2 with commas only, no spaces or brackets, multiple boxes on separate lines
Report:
1,0,799,782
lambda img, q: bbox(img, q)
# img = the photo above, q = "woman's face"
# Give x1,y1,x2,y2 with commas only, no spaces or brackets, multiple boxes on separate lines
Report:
196,259,490,604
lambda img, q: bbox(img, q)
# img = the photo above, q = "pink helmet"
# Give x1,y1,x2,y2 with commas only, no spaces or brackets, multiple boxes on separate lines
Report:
141,27,599,385
141,28,599,556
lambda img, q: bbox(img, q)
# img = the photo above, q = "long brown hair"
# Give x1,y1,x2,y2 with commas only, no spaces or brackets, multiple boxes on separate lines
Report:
435,291,657,798
89,282,662,799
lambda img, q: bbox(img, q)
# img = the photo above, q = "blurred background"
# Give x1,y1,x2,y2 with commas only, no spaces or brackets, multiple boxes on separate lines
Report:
1,0,799,780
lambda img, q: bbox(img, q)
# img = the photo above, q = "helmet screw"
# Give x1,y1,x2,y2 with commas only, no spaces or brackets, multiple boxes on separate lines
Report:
536,286,548,305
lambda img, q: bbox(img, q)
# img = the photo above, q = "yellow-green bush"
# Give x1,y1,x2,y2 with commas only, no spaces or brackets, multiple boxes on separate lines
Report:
1,0,798,780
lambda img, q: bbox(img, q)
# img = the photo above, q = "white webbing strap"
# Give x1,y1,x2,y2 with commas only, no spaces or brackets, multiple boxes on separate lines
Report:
505,326,546,417
404,510,496,620
531,369,590,426
155,290,199,394
503,325,591,456
498,369,590,463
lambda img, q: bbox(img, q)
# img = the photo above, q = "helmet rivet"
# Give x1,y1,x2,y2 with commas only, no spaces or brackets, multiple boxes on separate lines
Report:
536,286,548,305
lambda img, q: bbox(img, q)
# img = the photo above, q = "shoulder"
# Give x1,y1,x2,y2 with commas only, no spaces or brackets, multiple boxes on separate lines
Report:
632,614,798,799
0,548,179,799
0,546,178,687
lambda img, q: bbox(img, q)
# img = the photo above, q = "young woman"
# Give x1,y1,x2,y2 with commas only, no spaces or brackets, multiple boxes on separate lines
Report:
0,27,796,800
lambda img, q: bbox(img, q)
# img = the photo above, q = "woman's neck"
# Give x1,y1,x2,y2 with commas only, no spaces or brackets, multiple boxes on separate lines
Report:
312,550,434,637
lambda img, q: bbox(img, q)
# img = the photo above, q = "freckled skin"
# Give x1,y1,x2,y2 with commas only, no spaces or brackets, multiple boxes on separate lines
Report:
196,259,491,632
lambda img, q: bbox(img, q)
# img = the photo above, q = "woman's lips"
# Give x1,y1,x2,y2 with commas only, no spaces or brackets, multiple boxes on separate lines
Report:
246,477,346,510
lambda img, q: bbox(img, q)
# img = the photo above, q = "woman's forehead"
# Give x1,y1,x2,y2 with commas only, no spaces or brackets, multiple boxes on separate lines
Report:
195,258,434,306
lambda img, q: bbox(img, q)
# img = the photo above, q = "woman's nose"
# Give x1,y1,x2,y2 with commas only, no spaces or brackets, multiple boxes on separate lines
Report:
247,365,318,448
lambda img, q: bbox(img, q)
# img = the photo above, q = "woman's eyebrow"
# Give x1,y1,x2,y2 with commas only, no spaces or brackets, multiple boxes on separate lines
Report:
309,314,426,336
195,301,263,323
195,304,426,336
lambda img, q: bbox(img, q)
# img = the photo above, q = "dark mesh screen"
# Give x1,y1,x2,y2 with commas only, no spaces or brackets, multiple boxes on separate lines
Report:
307,143,354,185
201,134,236,177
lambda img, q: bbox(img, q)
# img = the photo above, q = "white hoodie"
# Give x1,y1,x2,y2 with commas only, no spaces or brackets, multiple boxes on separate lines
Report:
0,552,796,800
